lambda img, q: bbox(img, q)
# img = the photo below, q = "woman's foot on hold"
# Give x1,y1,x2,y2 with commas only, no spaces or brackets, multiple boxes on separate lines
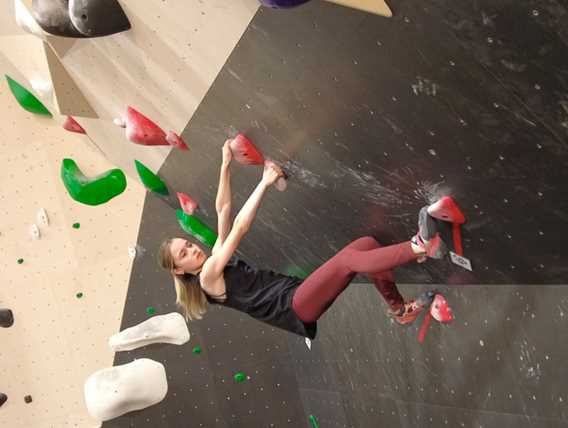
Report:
412,206,447,260
388,300,427,325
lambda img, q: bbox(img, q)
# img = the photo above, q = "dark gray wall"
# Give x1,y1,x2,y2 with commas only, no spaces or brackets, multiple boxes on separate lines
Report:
106,1,568,427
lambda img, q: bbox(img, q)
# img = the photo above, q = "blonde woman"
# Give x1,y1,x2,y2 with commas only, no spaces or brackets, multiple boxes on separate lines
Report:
158,141,445,339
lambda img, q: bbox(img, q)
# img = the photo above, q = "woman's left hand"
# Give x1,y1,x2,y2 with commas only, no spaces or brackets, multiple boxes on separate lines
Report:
222,140,232,166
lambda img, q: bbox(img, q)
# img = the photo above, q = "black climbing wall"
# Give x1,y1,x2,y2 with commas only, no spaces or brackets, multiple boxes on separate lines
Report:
107,1,568,427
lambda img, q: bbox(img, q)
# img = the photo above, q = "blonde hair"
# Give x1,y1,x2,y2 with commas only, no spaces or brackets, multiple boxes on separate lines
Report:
157,239,208,321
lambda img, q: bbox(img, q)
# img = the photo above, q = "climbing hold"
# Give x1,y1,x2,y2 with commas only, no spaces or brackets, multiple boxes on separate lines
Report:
17,258,24,264
61,159,127,206
123,107,168,147
72,222,81,229
0,309,14,328
176,210,217,248
192,346,202,355
146,307,156,316
15,0,45,38
165,131,189,151
264,159,288,192
127,245,137,259
430,294,453,323
32,0,86,37
229,134,264,165
176,192,199,215
233,372,246,383
76,292,84,299
5,75,52,116
63,116,86,134
309,415,320,428
68,0,131,37
32,0,130,38
0,393,7,407
134,160,169,195
36,208,49,226
427,196,466,256
29,224,40,240
24,395,32,404
259,0,312,8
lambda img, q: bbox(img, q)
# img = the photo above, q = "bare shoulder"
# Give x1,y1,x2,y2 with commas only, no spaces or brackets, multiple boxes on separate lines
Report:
200,261,227,300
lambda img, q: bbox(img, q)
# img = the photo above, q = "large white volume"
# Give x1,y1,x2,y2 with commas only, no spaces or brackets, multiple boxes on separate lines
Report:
109,312,190,351
84,358,168,422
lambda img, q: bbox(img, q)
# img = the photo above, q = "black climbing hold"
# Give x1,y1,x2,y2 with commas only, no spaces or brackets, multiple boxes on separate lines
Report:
0,393,7,407
32,0,86,38
69,0,131,37
0,309,14,328
24,395,32,404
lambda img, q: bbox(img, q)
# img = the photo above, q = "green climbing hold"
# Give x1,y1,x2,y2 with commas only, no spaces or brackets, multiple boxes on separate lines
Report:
72,222,81,229
134,160,168,195
309,415,320,428
17,258,24,264
233,372,246,383
146,306,156,315
5,75,52,117
176,210,217,248
192,346,202,354
76,292,83,299
61,158,127,206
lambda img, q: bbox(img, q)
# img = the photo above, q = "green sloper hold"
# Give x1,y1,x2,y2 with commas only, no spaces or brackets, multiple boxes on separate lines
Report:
134,160,168,195
176,209,217,248
309,415,320,428
61,158,127,206
5,75,52,117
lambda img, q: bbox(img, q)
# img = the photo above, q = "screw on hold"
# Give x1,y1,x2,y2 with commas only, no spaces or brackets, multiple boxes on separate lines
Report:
72,222,81,229
17,258,24,264
192,346,202,354
146,306,156,315
309,415,320,428
233,372,246,383
24,395,32,404
76,292,84,299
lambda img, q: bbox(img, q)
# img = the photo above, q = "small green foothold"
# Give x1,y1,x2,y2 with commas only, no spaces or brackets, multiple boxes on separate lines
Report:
192,346,202,354
5,75,52,117
76,292,83,299
176,209,218,248
72,222,81,229
146,306,156,315
134,160,169,195
309,415,320,428
233,372,246,383
17,258,24,264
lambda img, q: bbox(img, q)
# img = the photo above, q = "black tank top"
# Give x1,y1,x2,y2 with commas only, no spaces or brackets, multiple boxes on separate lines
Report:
204,256,316,339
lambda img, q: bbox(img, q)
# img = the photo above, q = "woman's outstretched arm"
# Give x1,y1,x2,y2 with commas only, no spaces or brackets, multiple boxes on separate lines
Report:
202,162,283,279
211,141,232,255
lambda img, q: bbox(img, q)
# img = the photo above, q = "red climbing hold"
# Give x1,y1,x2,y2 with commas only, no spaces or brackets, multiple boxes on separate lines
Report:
176,192,198,215
430,294,453,323
229,134,265,165
427,196,465,224
165,131,188,151
63,116,86,134
125,106,167,146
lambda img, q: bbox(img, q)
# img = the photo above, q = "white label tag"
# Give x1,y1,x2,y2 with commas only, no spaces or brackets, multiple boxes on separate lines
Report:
450,251,472,271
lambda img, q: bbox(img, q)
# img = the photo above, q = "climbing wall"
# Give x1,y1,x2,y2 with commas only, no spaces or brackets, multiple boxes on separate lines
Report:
113,0,568,427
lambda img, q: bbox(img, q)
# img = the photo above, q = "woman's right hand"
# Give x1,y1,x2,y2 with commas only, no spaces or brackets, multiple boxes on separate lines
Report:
261,161,284,187
222,140,232,166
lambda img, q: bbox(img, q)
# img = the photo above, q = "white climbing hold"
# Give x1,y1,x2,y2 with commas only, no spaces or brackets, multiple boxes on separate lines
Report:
113,117,126,128
127,245,136,259
84,358,168,422
29,224,40,240
108,312,190,351
36,208,49,226
305,337,312,350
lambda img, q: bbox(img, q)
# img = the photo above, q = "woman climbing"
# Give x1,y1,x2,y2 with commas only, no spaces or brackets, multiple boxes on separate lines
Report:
158,141,446,339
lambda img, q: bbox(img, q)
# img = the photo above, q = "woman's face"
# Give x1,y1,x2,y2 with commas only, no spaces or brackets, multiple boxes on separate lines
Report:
169,238,206,275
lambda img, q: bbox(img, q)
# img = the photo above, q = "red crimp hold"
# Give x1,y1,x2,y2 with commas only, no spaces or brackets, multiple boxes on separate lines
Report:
165,131,188,150
418,293,453,343
125,106,167,146
229,134,265,165
176,192,199,215
63,116,86,134
427,196,466,256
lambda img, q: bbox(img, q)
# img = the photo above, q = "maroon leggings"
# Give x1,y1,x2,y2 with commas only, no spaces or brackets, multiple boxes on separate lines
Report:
292,236,417,323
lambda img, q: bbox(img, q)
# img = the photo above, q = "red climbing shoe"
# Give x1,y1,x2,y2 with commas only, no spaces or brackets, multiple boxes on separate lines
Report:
389,300,425,325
